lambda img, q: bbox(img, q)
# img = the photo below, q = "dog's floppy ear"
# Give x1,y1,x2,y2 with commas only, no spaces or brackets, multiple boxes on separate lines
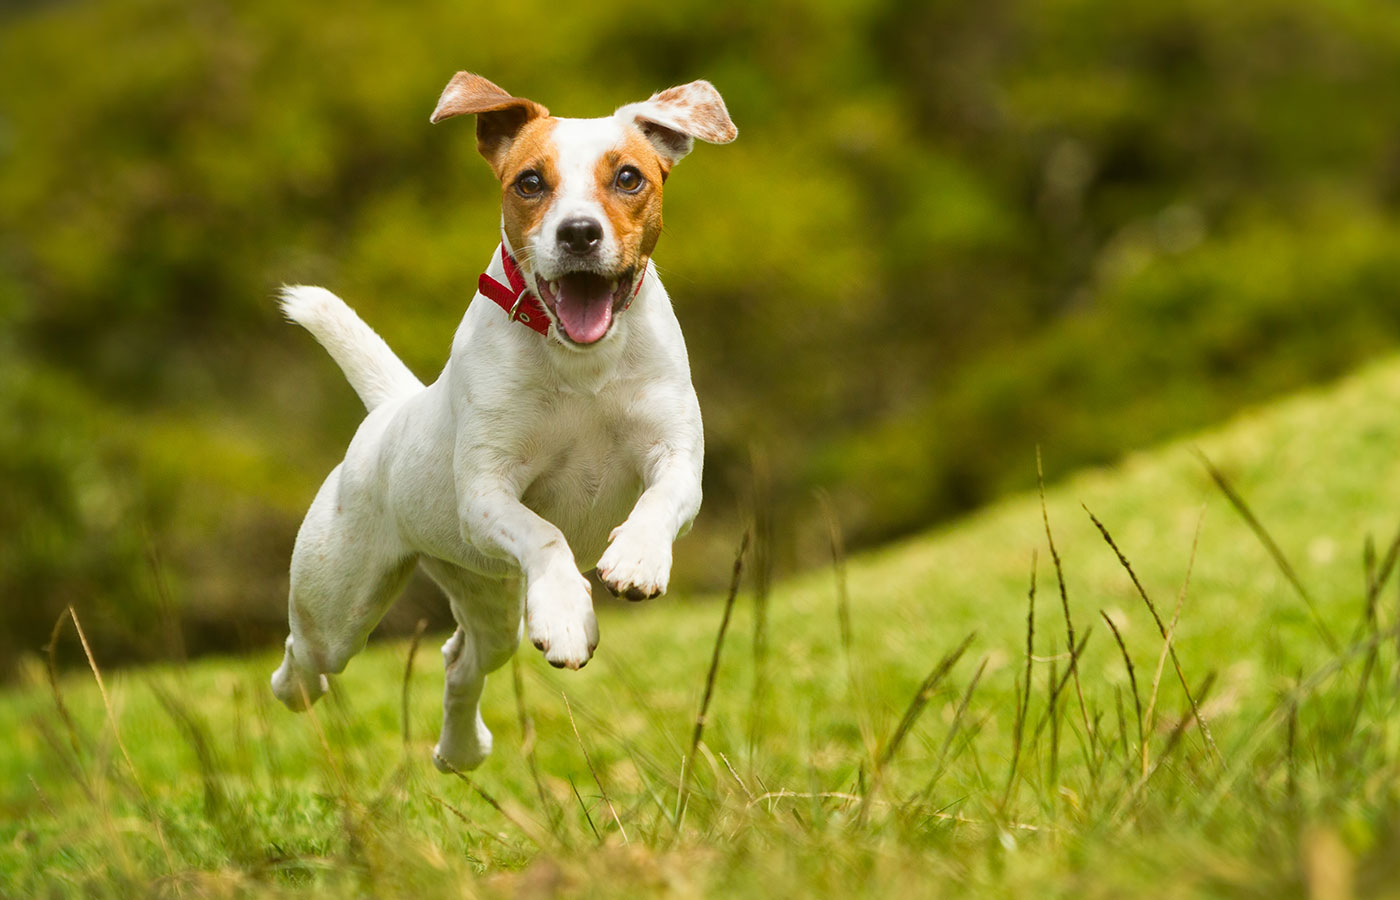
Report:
430,72,549,168
616,80,737,165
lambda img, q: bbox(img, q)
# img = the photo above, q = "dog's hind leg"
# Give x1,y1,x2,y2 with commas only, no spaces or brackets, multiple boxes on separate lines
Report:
418,559,522,771
272,464,417,711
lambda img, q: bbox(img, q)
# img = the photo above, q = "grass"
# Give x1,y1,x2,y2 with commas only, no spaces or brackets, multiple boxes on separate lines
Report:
7,355,1400,897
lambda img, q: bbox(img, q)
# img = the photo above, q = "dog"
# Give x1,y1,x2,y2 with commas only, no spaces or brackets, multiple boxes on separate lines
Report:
269,72,735,772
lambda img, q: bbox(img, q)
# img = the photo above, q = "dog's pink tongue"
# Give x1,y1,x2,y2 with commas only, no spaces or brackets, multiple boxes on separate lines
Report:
555,277,613,344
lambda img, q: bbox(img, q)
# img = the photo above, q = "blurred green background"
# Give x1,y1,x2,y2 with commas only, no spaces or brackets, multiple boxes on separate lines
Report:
4,0,1400,675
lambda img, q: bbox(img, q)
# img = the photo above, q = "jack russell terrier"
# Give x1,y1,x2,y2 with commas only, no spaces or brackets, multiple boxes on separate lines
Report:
270,73,735,771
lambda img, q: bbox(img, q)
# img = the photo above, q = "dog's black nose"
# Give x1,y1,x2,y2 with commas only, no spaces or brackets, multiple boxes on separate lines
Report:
557,217,604,255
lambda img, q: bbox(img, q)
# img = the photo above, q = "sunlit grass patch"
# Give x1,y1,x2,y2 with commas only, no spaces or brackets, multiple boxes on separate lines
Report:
6,357,1400,897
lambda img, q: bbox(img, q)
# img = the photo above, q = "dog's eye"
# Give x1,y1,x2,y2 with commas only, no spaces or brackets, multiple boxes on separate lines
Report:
615,166,645,194
514,171,545,197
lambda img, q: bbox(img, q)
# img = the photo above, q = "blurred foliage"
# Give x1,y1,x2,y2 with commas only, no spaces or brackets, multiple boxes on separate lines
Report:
3,0,1400,672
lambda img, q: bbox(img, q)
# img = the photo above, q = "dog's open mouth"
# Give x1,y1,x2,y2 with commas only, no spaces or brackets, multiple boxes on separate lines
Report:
534,270,634,345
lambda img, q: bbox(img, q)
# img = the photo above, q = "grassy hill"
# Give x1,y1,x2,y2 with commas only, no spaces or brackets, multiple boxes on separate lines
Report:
6,356,1400,897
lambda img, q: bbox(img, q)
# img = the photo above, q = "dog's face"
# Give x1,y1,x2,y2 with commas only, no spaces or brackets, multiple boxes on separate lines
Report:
492,115,666,346
431,74,737,347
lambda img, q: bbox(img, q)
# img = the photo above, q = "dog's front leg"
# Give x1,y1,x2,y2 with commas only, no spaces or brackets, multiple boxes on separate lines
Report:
461,484,598,669
597,445,703,601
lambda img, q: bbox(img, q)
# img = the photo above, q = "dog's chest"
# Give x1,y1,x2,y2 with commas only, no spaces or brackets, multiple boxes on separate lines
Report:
513,387,645,563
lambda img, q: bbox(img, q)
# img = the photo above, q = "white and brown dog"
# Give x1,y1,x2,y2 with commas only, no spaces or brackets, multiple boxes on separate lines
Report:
270,73,736,771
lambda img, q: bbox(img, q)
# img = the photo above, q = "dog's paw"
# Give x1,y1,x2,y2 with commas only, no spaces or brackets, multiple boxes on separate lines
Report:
433,719,493,773
270,637,329,711
270,668,329,711
526,566,599,669
596,525,672,601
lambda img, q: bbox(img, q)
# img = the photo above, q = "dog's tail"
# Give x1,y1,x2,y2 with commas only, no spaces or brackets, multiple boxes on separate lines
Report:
279,285,424,412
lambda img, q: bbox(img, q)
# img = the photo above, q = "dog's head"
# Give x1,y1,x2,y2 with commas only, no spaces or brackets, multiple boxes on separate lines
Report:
430,73,737,347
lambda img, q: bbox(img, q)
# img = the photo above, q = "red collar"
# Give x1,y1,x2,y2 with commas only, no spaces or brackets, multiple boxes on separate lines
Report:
477,245,646,336
477,246,550,335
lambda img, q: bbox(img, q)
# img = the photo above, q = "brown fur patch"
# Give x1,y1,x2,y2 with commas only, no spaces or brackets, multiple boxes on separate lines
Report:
497,118,561,254
429,72,550,167
594,129,668,270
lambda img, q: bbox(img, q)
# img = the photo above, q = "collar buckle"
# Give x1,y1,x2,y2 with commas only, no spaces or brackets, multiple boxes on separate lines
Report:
478,245,550,335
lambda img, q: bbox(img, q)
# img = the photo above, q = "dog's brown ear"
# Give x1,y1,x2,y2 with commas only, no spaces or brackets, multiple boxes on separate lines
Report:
616,81,737,165
430,72,549,168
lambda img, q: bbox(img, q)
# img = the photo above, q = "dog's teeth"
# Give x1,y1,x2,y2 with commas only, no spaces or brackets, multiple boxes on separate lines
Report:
549,281,560,294
610,279,619,292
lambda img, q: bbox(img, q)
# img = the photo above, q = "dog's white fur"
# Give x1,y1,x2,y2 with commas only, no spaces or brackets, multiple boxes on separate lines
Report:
270,78,732,772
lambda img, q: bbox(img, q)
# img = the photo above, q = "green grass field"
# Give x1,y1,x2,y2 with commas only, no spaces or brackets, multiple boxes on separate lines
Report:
7,357,1400,898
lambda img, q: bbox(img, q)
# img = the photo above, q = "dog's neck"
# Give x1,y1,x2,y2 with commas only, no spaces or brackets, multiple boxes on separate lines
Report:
482,243,643,396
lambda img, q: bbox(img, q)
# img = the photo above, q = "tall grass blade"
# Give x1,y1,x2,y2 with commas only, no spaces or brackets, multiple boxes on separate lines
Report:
747,446,774,754
1113,672,1218,824
1083,506,1221,763
563,691,627,843
1193,448,1339,654
439,759,553,850
569,775,603,842
512,653,561,836
819,490,876,762
1031,628,1093,744
67,606,180,892
1038,449,1095,763
1100,611,1144,775
43,610,86,764
912,654,988,804
401,618,427,747
679,529,749,822
860,632,976,824
1141,505,1204,765
1001,551,1037,810
1346,532,1397,739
